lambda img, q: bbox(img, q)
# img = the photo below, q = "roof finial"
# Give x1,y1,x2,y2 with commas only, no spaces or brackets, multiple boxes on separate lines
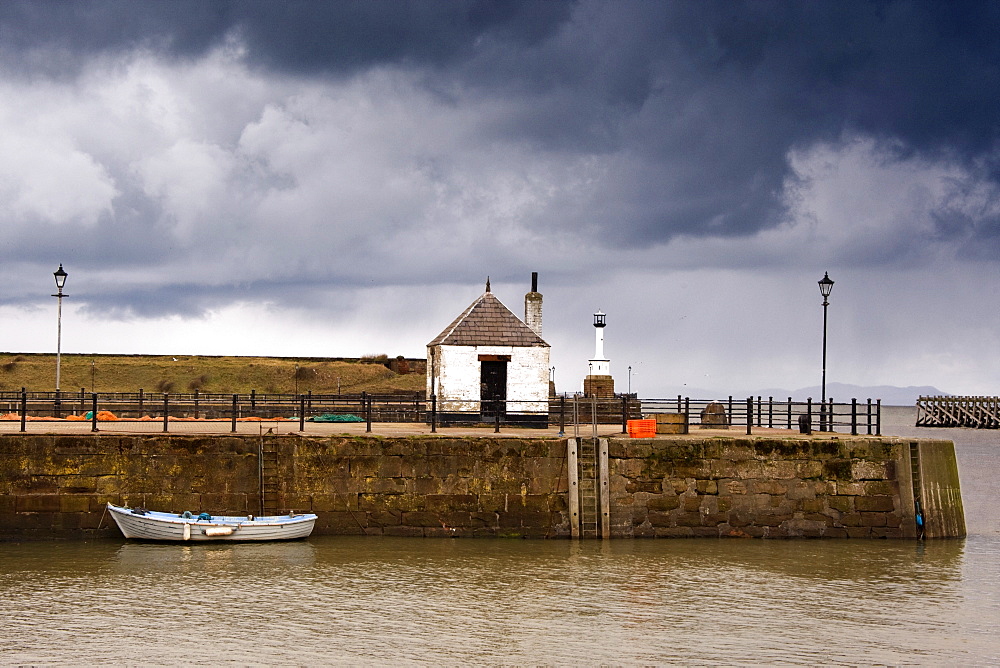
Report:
486,276,491,293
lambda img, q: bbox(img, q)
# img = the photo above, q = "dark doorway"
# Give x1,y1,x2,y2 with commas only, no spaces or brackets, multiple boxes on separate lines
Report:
480,360,507,418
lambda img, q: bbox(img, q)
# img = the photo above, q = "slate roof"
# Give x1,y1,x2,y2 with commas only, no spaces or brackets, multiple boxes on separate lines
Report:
428,291,549,347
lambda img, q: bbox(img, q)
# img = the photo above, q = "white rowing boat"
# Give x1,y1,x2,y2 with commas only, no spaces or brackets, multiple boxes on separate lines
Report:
107,503,316,542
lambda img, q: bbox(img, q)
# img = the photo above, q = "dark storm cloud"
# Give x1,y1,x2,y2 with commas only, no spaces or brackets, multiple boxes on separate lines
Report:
0,1,571,76
3,0,1000,248
558,1,1000,245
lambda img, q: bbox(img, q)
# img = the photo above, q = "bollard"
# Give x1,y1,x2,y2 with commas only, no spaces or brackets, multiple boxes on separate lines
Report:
20,387,26,433
798,413,812,435
92,393,99,432
162,393,169,433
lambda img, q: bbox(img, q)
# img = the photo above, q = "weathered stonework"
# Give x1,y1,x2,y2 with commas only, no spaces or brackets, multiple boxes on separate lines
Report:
0,433,963,539
607,436,963,539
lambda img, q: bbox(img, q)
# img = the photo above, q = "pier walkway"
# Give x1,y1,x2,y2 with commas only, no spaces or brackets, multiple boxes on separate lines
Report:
0,418,842,439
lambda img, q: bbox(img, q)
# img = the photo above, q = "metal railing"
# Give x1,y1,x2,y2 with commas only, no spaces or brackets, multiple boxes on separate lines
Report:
0,389,425,433
0,389,880,436
640,395,881,436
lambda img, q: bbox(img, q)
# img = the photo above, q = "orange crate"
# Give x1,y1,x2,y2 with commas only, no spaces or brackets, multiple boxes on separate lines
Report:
627,418,657,438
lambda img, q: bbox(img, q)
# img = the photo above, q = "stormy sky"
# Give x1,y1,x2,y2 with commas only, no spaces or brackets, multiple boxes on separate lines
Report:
2,0,1000,399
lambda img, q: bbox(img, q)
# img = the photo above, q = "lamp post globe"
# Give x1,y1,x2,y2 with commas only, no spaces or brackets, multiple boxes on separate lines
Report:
54,264,67,290
818,272,834,303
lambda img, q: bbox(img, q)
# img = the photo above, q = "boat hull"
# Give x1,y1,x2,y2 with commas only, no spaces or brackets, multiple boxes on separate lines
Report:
107,503,316,542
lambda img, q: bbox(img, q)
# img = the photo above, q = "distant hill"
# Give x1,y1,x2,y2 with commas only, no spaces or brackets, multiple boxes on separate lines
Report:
651,383,949,407
745,383,949,407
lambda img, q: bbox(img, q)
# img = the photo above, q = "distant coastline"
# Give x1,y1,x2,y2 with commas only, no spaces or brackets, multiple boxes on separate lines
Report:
655,383,949,407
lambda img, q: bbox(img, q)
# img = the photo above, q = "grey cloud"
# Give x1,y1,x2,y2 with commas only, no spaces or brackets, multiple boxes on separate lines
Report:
77,277,354,319
5,0,1000,297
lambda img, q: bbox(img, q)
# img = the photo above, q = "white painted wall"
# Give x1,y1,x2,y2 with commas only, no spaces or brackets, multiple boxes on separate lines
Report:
427,344,550,414
524,292,542,336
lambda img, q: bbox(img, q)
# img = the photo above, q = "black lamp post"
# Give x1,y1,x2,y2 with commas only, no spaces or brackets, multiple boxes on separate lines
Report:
52,264,68,417
52,264,68,391
818,272,834,430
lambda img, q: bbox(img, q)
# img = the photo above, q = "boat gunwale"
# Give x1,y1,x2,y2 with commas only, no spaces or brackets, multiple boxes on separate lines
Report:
106,503,317,528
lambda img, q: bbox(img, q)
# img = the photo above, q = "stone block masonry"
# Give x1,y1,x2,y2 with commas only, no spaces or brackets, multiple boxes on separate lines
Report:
0,434,569,539
608,436,963,539
0,433,963,539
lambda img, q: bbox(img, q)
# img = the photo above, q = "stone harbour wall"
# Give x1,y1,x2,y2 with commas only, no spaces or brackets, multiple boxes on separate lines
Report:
0,433,963,539
607,437,962,539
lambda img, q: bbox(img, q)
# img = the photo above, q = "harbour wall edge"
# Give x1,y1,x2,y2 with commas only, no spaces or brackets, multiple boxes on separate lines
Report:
0,434,964,539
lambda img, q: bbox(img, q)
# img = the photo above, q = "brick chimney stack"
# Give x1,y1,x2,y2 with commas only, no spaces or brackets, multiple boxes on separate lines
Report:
525,271,542,336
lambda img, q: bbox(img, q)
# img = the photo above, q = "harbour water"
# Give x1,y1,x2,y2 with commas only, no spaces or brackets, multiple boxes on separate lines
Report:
2,406,998,665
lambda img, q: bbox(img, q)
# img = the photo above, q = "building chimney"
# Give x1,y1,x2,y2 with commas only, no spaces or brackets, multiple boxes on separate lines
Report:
525,271,542,336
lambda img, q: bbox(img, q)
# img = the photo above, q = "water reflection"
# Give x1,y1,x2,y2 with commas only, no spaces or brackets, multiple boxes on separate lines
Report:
112,540,317,573
0,535,996,664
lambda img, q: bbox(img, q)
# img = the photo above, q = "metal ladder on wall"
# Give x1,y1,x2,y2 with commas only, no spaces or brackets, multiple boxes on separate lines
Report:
909,441,925,539
260,436,280,516
577,438,600,538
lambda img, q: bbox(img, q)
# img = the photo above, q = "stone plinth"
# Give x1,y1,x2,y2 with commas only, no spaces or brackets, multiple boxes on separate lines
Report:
584,374,615,398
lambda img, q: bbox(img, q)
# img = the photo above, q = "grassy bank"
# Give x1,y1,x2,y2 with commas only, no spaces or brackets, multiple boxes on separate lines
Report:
0,353,425,395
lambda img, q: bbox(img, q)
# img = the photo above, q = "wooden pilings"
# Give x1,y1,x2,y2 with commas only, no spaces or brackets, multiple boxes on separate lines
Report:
916,395,1000,429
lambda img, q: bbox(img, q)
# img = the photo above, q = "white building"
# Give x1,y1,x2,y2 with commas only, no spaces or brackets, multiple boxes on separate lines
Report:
426,277,550,426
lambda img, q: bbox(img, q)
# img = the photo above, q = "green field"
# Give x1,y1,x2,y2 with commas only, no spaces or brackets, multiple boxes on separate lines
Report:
0,353,425,395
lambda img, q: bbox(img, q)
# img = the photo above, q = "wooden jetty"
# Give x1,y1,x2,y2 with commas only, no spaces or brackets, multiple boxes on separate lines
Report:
916,396,1000,429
